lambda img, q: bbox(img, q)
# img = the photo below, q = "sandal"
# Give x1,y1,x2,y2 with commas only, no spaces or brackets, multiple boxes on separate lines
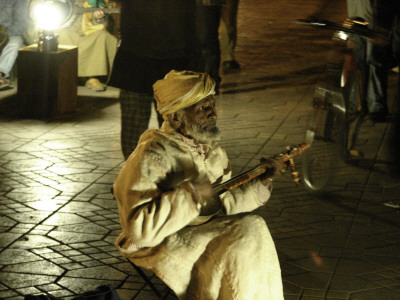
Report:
85,78,106,92
344,149,364,161
0,76,13,91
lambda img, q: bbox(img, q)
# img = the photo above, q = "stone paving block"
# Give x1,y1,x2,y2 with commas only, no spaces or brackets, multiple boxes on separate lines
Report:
10,235,60,250
56,223,109,235
303,289,330,298
130,290,163,300
350,288,400,300
285,271,332,290
44,213,88,226
57,278,120,295
0,249,41,267
1,272,57,289
0,289,19,299
48,231,106,244
4,260,65,275
325,290,349,299
330,273,381,292
58,202,102,213
48,288,76,299
8,212,51,227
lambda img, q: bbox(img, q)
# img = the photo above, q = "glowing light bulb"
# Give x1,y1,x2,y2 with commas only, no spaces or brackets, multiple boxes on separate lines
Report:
33,1,64,30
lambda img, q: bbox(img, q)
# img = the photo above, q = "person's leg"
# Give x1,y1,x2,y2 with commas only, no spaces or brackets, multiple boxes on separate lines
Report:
366,64,389,119
192,215,283,300
352,34,368,109
77,30,118,78
120,90,153,160
58,29,118,91
134,214,283,299
195,4,222,88
181,215,283,299
0,36,24,78
366,39,390,121
220,0,240,71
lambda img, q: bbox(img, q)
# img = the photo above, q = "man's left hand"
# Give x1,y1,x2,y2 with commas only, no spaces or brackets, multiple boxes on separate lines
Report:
258,157,282,185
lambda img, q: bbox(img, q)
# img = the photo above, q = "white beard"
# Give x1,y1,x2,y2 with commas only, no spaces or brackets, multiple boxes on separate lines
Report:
184,120,221,144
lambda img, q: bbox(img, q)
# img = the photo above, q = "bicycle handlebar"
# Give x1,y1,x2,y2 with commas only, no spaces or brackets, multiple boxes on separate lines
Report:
296,18,388,43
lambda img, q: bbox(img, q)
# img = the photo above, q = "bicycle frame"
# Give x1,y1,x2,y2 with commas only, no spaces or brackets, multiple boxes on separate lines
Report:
300,19,367,194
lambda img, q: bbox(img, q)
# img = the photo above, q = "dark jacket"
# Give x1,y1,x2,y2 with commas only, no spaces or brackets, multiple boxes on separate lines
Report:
108,0,198,93
373,0,400,61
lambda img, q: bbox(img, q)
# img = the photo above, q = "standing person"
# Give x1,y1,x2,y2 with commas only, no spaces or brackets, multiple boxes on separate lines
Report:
375,0,400,208
114,70,284,300
57,0,118,92
108,0,198,160
0,0,28,91
347,0,392,122
195,0,225,91
220,0,241,72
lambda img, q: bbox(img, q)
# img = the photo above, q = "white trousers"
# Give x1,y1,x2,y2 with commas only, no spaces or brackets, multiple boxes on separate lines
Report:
0,35,23,78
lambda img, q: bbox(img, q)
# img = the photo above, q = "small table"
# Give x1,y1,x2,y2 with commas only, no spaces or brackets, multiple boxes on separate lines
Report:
17,45,78,119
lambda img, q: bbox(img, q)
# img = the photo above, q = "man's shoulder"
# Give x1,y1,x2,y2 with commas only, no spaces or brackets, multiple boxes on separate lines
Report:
139,129,182,152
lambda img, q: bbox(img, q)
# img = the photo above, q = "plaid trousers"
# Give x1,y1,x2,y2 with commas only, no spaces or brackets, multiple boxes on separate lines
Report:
119,90,163,160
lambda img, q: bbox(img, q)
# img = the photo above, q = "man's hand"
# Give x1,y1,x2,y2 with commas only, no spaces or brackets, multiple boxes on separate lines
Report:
258,157,282,185
93,8,106,20
192,181,221,216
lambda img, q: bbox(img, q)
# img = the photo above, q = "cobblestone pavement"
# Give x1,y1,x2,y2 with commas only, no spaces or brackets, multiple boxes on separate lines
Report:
1,0,400,299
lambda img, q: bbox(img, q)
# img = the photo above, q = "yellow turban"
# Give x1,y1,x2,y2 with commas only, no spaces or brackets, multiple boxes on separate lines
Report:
153,70,216,117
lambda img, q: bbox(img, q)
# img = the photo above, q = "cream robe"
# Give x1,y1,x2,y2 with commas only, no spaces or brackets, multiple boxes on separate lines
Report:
114,122,284,300
56,14,117,78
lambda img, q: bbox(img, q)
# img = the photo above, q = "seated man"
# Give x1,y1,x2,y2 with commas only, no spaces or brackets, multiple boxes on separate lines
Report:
57,0,118,91
0,0,28,91
113,70,284,299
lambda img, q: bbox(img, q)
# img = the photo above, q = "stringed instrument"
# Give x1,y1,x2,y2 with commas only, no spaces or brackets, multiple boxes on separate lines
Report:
189,143,309,225
78,4,120,36
212,143,310,195
73,7,120,14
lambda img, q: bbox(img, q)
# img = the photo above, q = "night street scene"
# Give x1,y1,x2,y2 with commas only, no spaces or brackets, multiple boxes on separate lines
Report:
1,0,400,299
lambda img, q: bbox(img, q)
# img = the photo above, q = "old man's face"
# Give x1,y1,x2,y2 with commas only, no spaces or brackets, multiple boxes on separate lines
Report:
180,96,220,143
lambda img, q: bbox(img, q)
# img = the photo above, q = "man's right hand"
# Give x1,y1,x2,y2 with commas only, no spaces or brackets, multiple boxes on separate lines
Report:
192,181,221,216
93,8,106,20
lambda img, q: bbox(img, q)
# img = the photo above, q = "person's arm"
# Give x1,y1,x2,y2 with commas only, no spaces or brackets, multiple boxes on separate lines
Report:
114,142,202,250
86,0,107,24
221,180,273,215
92,8,106,24
7,0,28,37
218,152,279,215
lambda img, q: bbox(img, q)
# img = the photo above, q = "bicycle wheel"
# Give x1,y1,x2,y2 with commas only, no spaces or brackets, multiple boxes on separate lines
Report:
302,85,347,194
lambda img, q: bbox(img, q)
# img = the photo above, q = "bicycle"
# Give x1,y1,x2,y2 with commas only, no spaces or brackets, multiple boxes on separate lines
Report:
297,18,385,194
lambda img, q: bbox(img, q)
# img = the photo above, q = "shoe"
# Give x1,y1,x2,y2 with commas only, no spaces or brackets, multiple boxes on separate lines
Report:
0,77,14,91
384,201,400,209
222,60,240,72
85,78,106,92
367,112,387,123
345,149,364,161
